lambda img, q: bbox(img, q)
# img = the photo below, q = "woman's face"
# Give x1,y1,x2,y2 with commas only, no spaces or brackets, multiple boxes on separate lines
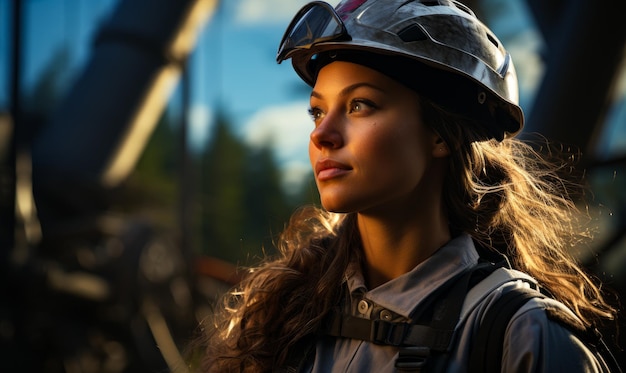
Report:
309,61,445,214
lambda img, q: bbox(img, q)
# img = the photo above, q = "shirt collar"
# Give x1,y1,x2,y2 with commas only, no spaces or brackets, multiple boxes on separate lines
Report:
344,233,480,318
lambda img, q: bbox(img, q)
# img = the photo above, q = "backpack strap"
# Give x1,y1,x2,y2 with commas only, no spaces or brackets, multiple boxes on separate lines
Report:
459,267,538,322
469,286,543,372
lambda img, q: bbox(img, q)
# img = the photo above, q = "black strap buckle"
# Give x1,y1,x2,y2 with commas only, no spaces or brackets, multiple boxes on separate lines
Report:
372,319,410,346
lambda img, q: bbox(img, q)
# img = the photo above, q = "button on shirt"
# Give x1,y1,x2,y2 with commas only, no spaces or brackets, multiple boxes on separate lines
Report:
303,233,607,372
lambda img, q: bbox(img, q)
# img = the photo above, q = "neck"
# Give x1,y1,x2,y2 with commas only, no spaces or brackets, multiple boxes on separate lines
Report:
357,202,450,289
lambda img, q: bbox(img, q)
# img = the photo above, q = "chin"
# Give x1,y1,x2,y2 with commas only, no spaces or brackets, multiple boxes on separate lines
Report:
321,199,358,214
320,200,344,213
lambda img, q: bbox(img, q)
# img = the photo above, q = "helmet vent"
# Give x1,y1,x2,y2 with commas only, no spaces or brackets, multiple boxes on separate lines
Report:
486,32,499,48
398,24,428,42
450,1,475,16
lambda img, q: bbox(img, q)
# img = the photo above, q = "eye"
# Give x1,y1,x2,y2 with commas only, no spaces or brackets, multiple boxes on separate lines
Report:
308,106,324,122
348,99,376,114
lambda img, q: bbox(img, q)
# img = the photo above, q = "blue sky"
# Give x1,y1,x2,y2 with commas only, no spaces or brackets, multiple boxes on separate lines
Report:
186,0,343,191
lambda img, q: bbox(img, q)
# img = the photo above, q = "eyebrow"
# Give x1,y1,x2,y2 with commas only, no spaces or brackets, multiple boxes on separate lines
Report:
310,82,386,100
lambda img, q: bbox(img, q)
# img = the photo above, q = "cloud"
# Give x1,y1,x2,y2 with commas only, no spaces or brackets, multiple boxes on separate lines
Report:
235,0,341,25
242,101,313,192
235,0,310,25
188,104,214,152
243,100,310,160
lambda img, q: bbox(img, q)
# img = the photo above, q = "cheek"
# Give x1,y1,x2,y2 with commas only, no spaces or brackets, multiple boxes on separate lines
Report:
357,121,418,156
358,121,431,174
352,128,405,177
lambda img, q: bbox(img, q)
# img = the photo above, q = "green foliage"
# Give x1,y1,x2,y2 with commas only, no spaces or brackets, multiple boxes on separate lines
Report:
131,108,313,265
125,113,179,227
200,113,248,263
199,111,302,265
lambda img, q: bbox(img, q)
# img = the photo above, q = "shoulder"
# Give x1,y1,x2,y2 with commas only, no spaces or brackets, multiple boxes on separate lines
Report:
469,268,588,337
511,294,590,339
502,297,607,372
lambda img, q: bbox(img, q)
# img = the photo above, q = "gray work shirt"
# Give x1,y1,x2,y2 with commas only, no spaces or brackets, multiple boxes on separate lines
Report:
304,234,606,372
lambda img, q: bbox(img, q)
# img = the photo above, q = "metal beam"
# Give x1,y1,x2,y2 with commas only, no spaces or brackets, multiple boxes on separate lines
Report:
30,0,217,238
523,0,626,155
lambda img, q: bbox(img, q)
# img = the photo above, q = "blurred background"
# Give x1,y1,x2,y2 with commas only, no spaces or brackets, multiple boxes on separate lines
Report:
0,0,624,371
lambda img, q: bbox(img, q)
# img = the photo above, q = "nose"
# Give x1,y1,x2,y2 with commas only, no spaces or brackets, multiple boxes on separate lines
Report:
310,113,344,150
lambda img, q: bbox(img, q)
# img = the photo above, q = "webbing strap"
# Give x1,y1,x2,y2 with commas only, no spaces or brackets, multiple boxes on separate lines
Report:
324,262,498,349
325,311,454,350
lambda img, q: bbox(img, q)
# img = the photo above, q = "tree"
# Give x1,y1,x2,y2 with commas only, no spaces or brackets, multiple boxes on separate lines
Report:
200,113,249,264
125,112,179,226
199,111,305,265
242,145,291,260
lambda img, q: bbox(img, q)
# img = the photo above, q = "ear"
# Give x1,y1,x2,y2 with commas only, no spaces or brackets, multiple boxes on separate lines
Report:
431,135,450,158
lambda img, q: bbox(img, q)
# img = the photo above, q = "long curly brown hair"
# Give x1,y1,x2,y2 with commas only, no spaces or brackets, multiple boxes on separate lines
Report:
191,97,617,372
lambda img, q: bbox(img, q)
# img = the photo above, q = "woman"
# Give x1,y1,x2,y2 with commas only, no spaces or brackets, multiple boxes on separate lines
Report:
197,0,618,371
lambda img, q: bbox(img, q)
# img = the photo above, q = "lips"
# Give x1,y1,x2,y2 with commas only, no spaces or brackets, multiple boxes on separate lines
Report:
315,159,352,181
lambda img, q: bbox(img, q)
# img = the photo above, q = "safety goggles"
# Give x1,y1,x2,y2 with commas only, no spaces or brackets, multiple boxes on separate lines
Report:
276,1,351,63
